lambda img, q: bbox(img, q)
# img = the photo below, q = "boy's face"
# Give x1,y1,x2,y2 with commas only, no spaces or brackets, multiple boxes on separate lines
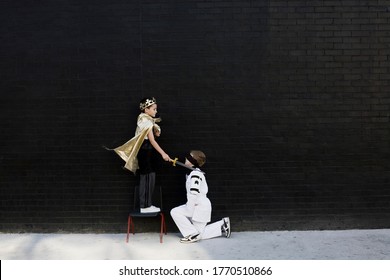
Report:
145,104,157,117
184,158,193,167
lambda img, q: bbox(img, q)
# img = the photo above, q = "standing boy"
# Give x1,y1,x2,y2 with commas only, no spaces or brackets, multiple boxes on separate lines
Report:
111,97,171,213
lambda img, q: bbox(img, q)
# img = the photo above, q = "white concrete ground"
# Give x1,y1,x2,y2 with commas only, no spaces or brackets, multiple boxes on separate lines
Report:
1,229,389,260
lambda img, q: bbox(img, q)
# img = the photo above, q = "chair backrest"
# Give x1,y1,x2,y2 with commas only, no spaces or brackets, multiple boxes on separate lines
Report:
132,185,163,211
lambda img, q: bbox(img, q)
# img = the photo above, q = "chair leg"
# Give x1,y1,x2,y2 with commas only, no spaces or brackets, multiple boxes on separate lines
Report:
126,215,133,243
127,213,166,243
162,213,167,234
160,213,167,243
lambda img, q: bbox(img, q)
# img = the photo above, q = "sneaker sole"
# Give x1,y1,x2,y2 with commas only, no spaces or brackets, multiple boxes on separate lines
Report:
223,218,231,238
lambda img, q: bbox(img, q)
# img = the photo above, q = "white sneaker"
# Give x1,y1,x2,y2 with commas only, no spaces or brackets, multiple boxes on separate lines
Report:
140,205,160,213
180,233,201,243
150,205,161,211
221,217,231,238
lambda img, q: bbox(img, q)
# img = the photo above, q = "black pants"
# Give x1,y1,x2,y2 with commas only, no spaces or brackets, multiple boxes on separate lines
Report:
137,140,157,208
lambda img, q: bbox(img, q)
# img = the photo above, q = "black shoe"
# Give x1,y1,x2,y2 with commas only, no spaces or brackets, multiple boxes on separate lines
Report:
221,217,231,238
180,233,201,243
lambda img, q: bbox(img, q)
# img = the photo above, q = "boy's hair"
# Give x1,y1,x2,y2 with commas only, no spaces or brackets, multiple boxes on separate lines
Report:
189,150,206,167
139,97,156,111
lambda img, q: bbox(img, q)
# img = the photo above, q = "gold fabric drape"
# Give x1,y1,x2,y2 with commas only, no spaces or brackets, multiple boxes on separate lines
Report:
113,126,152,173
111,113,160,174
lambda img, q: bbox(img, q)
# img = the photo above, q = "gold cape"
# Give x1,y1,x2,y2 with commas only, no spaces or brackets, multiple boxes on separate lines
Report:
112,114,160,174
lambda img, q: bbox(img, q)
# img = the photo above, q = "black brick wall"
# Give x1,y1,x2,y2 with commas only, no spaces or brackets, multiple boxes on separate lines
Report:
1,0,389,233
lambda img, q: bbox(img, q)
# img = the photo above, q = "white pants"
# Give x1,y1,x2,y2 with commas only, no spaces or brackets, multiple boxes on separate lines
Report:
170,205,223,239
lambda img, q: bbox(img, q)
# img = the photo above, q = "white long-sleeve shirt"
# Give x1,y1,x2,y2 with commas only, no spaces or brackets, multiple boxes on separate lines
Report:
185,169,211,223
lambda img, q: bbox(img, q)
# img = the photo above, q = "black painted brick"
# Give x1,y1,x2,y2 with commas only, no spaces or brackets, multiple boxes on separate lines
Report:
1,0,390,233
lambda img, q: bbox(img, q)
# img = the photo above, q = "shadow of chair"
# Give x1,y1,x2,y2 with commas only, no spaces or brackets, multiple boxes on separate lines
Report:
126,185,167,243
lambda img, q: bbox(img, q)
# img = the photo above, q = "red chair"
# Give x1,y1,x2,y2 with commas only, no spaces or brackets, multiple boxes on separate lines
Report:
126,185,167,243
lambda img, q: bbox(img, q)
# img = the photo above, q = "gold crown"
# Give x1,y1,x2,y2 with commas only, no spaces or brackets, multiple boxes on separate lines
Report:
140,97,156,110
